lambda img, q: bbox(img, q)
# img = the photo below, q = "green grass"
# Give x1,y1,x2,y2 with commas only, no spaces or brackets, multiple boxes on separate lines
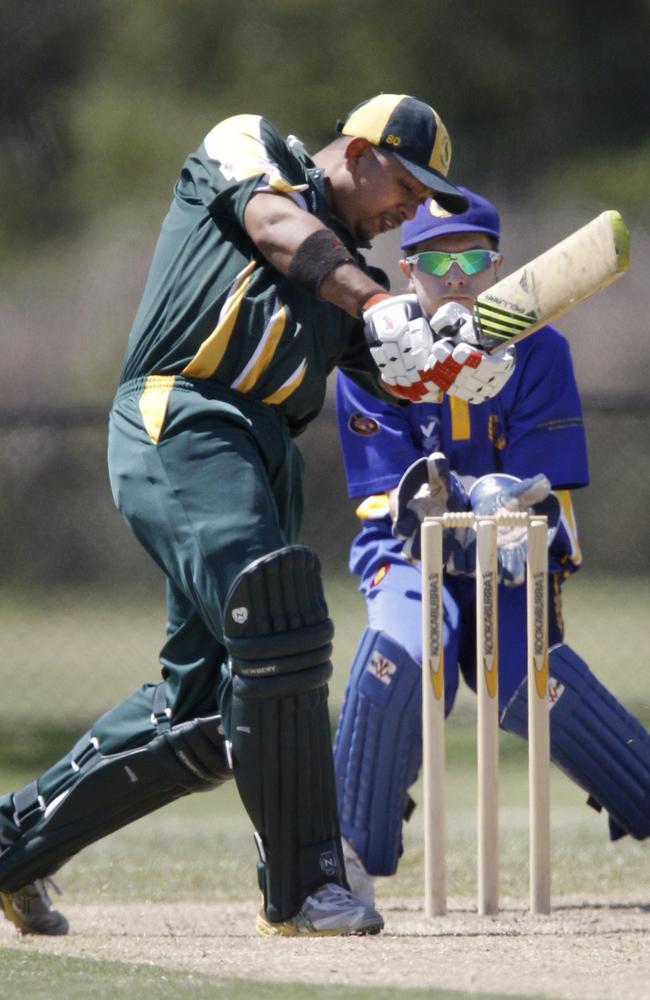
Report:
0,721,644,906
0,573,648,911
0,572,647,906
1,570,646,1000
1,573,648,758
0,744,636,999
0,949,549,1000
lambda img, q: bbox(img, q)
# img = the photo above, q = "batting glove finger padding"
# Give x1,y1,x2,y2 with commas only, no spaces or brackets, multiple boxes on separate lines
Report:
364,293,434,388
382,378,443,404
422,340,516,403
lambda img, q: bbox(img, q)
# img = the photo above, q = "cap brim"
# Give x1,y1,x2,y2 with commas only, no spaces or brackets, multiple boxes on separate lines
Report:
393,153,469,214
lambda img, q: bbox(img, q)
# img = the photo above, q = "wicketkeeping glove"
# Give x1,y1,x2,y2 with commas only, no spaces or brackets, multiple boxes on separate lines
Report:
392,452,469,563
469,472,560,586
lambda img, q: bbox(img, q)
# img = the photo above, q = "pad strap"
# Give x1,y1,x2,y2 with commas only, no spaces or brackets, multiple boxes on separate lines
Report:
12,781,44,832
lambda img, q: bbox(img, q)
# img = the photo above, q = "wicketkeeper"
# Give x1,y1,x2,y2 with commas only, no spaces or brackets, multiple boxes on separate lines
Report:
333,189,650,905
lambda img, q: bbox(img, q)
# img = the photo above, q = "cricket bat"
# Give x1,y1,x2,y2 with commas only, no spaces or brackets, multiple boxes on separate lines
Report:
474,210,630,354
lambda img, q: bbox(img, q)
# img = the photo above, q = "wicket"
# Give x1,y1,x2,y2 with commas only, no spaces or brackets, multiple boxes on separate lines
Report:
421,512,550,918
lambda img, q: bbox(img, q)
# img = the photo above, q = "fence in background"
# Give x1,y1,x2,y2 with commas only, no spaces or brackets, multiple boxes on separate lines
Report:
1,398,648,758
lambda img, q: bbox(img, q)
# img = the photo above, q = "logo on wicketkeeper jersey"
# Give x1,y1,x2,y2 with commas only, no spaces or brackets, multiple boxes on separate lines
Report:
232,607,248,624
348,412,380,436
367,651,396,685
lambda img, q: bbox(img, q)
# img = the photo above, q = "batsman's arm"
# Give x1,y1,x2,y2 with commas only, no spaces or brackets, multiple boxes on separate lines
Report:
243,191,431,401
243,191,385,317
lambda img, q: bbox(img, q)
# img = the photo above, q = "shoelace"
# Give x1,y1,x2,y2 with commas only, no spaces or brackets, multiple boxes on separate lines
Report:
24,878,62,904
43,877,63,897
311,884,357,910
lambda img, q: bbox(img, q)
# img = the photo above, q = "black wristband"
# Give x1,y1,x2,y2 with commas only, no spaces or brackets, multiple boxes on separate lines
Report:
286,229,356,297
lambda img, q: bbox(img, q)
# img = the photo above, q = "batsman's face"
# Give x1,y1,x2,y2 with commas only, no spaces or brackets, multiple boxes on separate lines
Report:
334,142,431,242
400,231,502,319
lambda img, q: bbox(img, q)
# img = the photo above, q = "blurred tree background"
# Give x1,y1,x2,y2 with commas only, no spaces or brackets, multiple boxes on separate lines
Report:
1,0,649,758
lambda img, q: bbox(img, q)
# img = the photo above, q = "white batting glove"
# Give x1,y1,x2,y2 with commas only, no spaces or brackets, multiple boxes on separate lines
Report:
423,302,516,404
429,301,478,344
363,294,441,399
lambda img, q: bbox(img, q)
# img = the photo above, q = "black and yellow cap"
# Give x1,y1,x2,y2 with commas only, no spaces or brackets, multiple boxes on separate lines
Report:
336,94,468,214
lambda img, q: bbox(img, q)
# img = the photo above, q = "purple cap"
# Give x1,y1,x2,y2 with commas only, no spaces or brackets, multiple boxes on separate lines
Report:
400,187,500,250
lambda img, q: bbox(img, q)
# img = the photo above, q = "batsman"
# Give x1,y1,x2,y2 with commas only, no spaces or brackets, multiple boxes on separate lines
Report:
333,189,650,906
0,95,515,938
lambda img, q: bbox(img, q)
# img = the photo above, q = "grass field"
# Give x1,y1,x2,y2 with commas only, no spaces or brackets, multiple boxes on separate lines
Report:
0,573,648,996
1,571,649,748
0,948,549,1000
0,740,646,998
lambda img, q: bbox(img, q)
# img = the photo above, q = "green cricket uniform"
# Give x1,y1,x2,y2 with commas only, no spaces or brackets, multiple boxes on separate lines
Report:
0,114,391,917
106,112,389,690
121,113,384,435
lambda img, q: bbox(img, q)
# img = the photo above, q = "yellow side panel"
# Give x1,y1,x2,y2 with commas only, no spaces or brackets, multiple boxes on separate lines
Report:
138,375,176,444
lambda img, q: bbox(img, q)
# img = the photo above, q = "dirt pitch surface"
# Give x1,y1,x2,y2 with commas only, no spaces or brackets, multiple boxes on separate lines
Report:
2,895,648,998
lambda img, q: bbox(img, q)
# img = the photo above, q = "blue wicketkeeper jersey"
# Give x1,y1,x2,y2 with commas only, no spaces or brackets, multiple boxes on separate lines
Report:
336,325,589,576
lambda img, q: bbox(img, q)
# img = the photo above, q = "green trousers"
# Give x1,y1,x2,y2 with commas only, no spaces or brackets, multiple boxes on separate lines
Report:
0,376,304,837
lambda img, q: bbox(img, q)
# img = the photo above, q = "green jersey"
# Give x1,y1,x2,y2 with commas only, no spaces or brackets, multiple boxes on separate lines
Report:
120,114,387,435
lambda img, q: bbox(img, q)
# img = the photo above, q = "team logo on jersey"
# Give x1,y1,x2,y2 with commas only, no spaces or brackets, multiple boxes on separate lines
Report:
429,202,452,219
488,414,506,451
367,650,396,686
420,417,440,451
370,563,390,588
348,412,380,436
231,607,248,624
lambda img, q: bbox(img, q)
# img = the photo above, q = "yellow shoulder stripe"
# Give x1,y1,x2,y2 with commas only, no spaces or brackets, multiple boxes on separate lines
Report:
449,396,470,440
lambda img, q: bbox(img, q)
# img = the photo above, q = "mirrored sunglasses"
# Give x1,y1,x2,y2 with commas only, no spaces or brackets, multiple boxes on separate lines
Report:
405,249,500,276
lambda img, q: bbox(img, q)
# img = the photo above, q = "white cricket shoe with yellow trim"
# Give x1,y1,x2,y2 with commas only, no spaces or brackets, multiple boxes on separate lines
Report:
0,878,69,936
256,882,383,937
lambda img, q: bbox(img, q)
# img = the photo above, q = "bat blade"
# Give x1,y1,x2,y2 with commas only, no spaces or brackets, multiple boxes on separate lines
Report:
474,210,630,354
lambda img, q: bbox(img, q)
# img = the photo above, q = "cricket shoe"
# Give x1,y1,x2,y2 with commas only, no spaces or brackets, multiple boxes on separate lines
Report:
256,882,383,937
342,837,376,908
0,878,69,936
